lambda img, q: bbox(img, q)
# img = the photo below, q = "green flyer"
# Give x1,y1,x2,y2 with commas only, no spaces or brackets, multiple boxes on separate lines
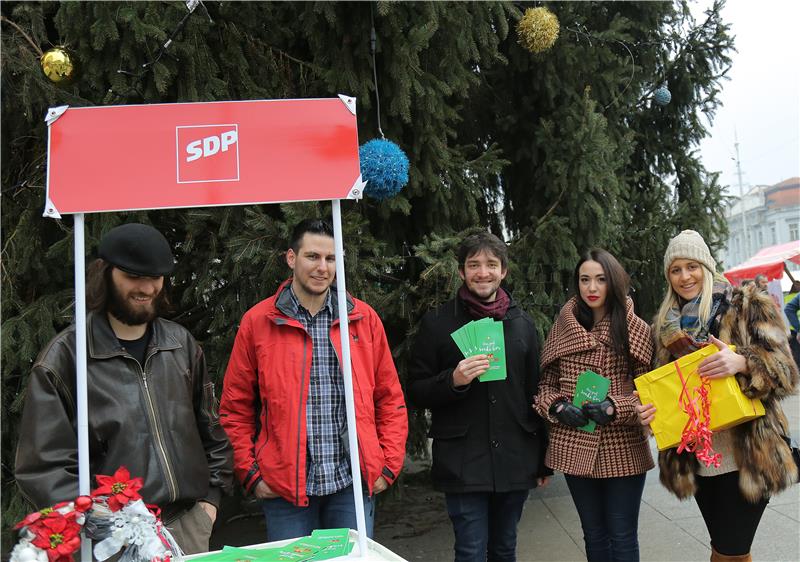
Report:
450,319,507,382
221,545,310,562
308,529,354,559
572,370,610,433
195,546,287,562
450,323,475,357
474,320,506,382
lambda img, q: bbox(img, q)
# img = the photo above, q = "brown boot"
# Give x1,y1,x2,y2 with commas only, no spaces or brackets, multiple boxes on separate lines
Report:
710,547,752,562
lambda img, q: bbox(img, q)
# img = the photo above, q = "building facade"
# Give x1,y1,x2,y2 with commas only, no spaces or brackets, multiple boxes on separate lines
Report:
721,176,800,269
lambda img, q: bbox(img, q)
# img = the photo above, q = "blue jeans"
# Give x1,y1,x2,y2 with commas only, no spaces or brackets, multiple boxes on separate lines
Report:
445,490,529,562
564,473,647,562
260,485,374,541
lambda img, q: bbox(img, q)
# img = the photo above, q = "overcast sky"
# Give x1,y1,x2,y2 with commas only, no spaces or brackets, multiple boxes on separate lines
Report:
693,0,800,193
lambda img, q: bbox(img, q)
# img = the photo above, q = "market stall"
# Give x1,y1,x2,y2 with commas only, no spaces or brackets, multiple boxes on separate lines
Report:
37,96,402,561
723,240,800,285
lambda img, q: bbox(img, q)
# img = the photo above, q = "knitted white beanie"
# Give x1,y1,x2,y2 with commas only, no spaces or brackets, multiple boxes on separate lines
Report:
663,229,716,277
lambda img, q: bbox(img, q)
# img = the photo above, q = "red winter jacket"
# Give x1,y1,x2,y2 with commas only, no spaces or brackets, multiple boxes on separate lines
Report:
219,280,407,506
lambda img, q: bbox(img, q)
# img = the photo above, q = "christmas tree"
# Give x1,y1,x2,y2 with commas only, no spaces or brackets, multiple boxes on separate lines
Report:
1,1,733,545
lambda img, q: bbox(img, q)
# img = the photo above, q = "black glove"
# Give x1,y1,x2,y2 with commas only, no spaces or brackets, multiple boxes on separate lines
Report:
549,400,589,428
583,399,616,426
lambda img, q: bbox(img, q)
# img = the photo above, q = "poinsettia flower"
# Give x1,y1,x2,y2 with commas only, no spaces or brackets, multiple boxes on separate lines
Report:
92,467,143,511
15,510,47,530
38,512,78,534
14,506,60,531
30,512,81,562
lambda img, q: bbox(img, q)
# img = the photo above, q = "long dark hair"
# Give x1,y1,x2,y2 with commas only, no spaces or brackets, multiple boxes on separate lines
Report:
573,248,633,375
86,258,171,315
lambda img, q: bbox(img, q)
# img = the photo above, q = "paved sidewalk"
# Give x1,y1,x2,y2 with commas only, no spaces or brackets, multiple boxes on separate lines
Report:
376,392,800,562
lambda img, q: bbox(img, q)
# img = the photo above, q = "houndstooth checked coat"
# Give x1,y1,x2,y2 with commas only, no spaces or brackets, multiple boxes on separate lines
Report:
534,297,655,478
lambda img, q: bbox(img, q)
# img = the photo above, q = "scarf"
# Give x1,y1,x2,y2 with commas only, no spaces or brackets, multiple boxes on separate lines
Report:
659,279,732,359
457,284,510,320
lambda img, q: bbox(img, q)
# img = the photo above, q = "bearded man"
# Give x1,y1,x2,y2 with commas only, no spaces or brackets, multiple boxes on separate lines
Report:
15,223,233,554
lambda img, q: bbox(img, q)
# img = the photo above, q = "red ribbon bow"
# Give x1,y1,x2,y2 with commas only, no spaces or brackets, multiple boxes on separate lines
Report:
674,360,721,468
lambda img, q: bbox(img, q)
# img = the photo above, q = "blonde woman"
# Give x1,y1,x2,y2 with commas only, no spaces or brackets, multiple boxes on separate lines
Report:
637,230,798,562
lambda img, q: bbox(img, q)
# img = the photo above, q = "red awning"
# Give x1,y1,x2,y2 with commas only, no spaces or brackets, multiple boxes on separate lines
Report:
723,240,800,284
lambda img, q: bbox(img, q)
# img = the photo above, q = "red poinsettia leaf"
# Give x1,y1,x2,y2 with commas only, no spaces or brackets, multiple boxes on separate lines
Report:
113,467,131,481
94,473,114,486
95,475,111,485
15,511,44,529
32,535,51,549
123,483,143,499
64,519,81,535
42,517,67,533
56,535,81,555
106,496,123,512
91,485,112,497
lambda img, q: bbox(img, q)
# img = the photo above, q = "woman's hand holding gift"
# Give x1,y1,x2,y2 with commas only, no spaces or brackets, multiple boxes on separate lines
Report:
698,335,748,379
633,390,655,431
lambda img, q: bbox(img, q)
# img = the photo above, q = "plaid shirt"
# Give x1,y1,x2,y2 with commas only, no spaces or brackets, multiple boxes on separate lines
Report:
287,287,351,496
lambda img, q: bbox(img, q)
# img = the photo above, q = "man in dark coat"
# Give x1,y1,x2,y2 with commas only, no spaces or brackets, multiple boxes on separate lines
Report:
407,231,550,562
15,223,233,555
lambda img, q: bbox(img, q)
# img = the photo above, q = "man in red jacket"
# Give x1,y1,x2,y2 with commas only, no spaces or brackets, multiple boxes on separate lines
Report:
219,219,407,541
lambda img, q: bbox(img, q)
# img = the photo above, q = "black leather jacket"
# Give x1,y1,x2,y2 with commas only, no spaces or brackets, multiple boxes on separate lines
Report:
15,312,233,521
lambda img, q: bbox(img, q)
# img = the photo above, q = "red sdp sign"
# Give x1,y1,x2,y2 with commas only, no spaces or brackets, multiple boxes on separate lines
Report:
44,97,363,217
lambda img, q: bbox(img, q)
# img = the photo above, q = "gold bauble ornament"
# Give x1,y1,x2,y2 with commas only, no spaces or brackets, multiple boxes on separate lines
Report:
517,7,560,54
40,47,75,84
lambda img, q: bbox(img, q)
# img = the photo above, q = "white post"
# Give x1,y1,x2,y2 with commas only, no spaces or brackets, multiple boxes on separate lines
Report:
734,131,749,262
331,199,369,557
73,214,92,562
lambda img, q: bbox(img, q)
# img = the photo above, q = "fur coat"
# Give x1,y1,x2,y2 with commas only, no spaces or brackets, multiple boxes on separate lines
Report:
657,286,799,502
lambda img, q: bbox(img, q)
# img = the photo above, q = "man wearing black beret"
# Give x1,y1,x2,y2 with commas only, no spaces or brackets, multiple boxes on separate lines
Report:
15,223,233,555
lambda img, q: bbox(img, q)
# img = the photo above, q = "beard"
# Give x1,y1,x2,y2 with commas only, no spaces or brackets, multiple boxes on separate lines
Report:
107,281,162,326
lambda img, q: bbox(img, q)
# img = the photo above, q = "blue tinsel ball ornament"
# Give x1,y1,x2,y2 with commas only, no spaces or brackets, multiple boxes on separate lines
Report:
359,139,409,200
653,86,672,106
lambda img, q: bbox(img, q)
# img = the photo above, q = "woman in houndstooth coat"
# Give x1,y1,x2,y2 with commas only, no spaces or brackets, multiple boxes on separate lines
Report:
534,248,654,562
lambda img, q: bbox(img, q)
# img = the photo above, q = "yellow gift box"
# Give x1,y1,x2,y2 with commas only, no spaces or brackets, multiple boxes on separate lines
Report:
634,345,765,450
